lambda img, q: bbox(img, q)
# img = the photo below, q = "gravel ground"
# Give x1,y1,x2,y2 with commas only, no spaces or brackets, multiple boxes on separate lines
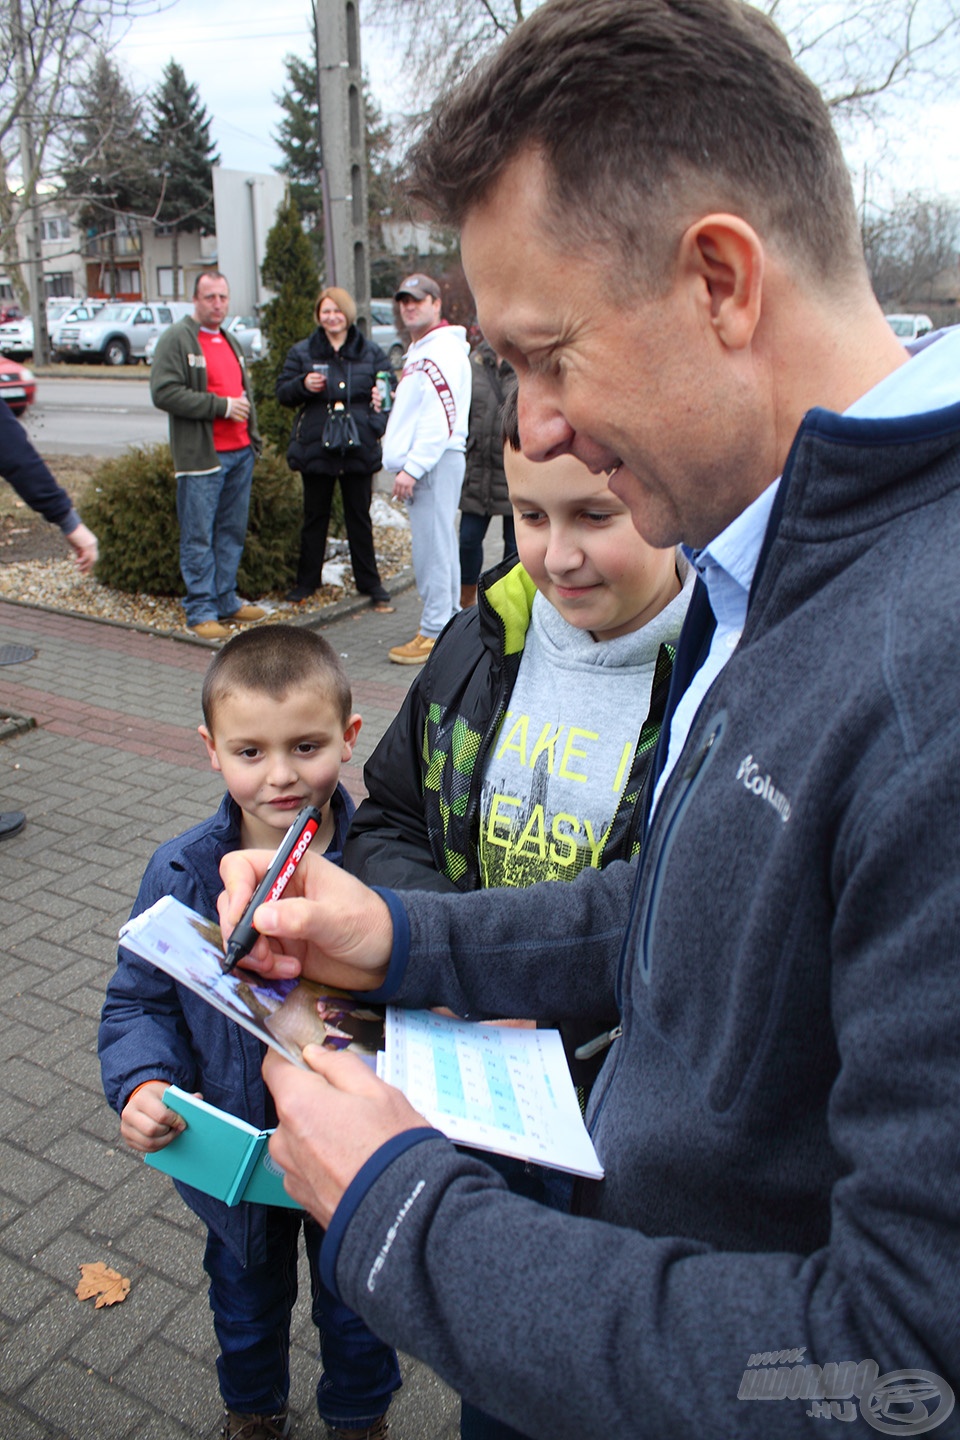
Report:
0,462,413,637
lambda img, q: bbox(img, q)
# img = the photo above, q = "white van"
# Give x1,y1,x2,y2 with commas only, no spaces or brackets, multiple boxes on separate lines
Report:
885,313,934,342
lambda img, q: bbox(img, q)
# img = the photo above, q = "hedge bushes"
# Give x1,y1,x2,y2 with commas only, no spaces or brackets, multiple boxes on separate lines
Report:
82,443,302,597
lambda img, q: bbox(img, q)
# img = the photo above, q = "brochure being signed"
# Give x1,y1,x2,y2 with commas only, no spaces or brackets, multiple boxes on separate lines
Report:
120,895,603,1180
118,894,384,1068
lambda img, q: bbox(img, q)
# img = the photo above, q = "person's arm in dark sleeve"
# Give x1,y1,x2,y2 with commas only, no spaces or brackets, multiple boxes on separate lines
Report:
344,671,459,895
0,399,77,530
275,343,311,408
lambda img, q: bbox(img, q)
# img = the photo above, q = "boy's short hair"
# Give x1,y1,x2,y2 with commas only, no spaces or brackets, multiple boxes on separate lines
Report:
500,376,521,452
202,625,353,732
408,0,862,291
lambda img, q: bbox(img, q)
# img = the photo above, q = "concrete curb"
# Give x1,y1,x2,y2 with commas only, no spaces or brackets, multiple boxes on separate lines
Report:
0,567,417,646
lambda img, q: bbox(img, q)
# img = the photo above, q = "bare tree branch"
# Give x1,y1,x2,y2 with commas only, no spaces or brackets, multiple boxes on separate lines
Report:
363,0,960,133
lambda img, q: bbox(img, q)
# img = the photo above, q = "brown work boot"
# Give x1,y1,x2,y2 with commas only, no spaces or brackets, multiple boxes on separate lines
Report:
220,1407,291,1440
388,633,435,665
326,1417,389,1440
460,584,478,609
190,619,232,641
222,603,267,623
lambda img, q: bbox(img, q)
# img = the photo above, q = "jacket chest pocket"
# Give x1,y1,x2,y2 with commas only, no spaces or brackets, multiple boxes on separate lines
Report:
630,720,828,1116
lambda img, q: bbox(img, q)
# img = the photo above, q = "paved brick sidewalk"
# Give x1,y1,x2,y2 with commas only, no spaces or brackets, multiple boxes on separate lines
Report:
0,590,461,1440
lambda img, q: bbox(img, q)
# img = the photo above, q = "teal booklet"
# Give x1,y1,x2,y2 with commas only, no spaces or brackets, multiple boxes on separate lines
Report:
144,1085,300,1208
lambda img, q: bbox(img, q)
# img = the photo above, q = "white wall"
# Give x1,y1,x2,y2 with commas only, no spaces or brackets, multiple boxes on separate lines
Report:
212,168,287,316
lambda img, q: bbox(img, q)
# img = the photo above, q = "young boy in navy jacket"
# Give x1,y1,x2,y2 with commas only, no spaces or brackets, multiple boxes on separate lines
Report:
99,626,400,1440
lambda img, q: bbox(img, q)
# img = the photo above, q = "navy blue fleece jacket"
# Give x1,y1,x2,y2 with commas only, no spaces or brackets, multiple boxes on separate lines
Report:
99,787,354,1267
321,400,960,1438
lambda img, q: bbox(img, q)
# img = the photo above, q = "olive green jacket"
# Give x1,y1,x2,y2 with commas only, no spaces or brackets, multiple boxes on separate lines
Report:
150,315,261,477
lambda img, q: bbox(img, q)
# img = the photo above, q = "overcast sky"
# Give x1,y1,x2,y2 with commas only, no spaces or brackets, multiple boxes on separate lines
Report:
111,0,407,175
110,0,959,201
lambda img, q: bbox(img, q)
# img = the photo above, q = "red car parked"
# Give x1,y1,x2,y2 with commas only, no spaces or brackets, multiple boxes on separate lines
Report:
0,357,36,416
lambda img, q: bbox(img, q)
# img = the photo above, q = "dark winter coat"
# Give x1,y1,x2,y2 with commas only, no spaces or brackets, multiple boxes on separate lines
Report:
460,343,514,517
345,556,673,895
276,325,389,478
98,787,354,1268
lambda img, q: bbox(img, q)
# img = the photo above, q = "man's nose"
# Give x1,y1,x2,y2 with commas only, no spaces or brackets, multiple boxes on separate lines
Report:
517,383,574,463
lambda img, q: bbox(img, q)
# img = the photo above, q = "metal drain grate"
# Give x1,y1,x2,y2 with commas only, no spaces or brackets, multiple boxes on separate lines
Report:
0,644,36,665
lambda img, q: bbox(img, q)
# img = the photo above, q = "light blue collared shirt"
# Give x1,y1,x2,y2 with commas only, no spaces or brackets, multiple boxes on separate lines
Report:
651,327,960,814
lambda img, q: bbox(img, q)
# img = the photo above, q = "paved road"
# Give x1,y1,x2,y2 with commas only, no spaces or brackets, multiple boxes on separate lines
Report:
22,376,169,456
0,587,464,1440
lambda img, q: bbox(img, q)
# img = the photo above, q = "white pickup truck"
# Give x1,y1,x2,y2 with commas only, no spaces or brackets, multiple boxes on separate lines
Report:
54,301,192,366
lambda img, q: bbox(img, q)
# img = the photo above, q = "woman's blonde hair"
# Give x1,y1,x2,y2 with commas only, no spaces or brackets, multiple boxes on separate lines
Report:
315,286,358,328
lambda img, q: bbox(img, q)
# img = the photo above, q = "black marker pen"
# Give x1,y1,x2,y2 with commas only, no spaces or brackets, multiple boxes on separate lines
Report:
220,804,323,973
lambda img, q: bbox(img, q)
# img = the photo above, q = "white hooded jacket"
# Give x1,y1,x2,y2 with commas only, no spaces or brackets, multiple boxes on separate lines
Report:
382,322,472,480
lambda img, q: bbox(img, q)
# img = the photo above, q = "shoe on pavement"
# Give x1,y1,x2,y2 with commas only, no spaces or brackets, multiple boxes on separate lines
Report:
220,1407,291,1440
190,620,233,641
222,604,267,623
0,811,26,840
388,633,435,665
326,1417,389,1440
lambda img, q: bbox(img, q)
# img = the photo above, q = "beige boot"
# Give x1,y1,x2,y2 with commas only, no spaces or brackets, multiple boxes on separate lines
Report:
460,584,478,609
388,633,436,665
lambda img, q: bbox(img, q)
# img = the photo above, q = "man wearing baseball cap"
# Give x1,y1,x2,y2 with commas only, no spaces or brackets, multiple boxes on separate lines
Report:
382,274,472,663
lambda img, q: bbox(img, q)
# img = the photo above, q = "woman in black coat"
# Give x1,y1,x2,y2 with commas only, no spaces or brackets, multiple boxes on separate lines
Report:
276,286,394,609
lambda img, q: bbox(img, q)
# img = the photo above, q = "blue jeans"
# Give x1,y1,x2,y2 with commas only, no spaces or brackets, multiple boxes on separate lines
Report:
459,511,517,587
177,446,255,624
203,1212,401,1426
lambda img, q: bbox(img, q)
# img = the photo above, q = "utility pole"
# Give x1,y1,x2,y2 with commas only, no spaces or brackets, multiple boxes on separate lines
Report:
11,0,51,364
313,0,372,331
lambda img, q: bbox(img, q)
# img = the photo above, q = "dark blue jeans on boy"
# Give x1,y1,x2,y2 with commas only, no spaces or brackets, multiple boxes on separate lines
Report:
204,1208,400,1428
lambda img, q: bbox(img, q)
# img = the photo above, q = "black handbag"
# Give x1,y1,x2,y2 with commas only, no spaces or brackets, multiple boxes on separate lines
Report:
322,402,360,451
322,366,360,451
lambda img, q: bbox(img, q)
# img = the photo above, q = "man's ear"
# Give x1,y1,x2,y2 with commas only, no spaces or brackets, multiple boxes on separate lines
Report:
341,713,363,762
198,724,221,773
678,213,764,350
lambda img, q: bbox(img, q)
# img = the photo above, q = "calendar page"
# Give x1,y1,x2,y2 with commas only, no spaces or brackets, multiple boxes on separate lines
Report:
380,1009,603,1179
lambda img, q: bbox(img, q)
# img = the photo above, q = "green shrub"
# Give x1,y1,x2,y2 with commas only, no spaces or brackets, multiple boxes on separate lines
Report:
82,442,302,597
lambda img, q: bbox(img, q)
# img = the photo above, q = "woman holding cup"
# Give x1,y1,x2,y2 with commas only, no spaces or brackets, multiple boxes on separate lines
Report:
276,286,395,609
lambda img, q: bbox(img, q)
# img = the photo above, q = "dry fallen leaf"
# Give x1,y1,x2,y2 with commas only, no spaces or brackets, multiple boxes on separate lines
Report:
76,1262,130,1308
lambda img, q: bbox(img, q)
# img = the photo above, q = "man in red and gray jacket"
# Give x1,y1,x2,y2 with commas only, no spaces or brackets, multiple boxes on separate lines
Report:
151,270,264,642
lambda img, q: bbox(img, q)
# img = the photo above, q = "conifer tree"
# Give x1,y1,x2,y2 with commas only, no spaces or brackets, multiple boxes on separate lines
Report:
274,37,400,285
148,61,219,299
61,52,155,296
251,192,319,459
